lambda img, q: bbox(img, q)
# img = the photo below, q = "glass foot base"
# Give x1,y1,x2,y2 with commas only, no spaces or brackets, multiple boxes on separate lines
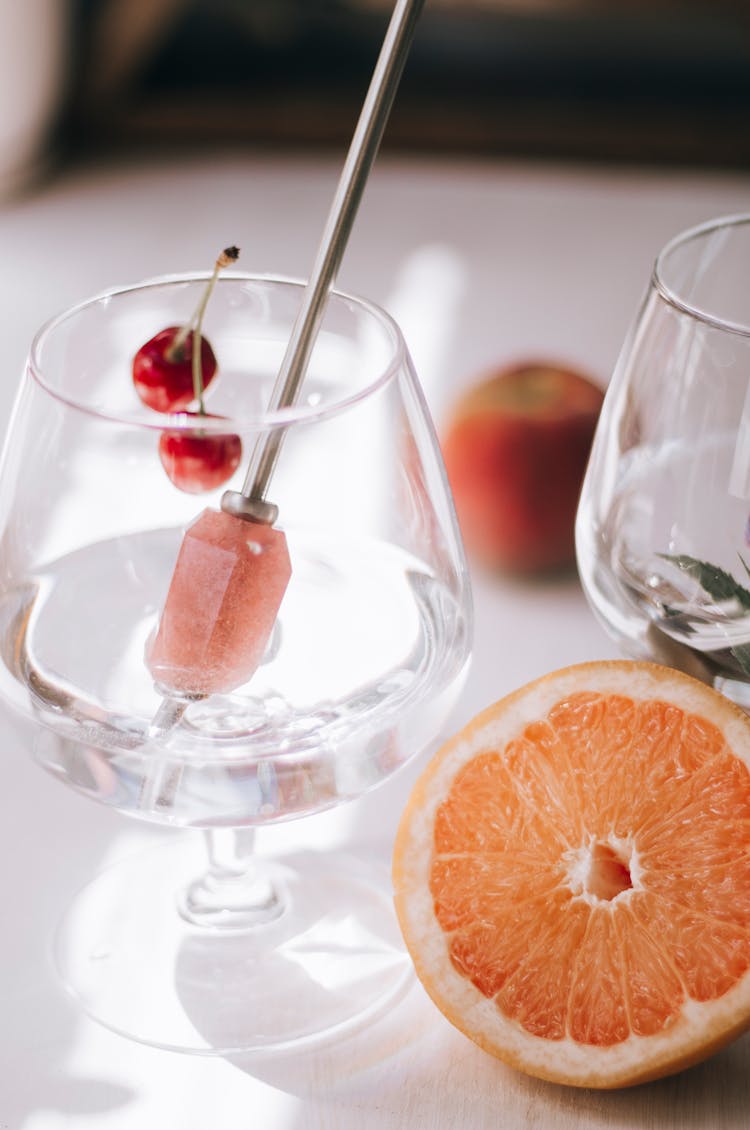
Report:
54,837,413,1055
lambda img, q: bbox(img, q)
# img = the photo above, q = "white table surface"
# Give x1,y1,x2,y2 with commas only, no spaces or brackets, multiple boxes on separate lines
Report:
2,151,750,1129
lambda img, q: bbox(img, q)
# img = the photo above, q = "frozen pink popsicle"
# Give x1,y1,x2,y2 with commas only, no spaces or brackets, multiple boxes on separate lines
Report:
147,508,291,696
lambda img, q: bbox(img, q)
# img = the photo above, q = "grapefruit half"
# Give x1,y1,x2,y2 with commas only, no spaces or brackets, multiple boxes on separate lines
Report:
393,661,750,1088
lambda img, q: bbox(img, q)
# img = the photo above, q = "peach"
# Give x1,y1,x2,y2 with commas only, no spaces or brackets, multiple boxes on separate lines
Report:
442,361,604,573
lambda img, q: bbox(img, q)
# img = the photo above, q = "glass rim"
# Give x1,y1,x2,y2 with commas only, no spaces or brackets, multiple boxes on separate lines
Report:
652,212,750,338
27,271,408,432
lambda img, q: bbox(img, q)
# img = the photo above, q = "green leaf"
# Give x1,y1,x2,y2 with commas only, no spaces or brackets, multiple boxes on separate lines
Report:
659,554,750,609
732,644,750,677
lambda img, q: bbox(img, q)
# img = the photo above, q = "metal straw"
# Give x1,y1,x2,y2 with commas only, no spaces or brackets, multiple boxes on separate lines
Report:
222,0,425,526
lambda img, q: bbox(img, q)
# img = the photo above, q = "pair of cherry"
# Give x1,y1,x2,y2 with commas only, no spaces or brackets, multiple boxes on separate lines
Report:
132,249,242,494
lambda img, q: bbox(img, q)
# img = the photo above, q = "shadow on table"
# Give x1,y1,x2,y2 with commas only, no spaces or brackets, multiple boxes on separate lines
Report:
517,1033,750,1129
230,985,750,1130
3,1059,133,1130
228,978,439,1102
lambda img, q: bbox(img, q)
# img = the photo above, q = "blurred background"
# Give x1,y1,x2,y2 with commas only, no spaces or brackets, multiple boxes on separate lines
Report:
3,0,750,198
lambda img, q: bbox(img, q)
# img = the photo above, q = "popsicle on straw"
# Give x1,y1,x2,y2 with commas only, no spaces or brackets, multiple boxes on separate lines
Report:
148,508,291,696
145,0,425,701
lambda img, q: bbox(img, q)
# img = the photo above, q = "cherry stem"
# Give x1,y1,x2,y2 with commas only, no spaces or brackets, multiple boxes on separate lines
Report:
166,246,240,411
192,324,207,415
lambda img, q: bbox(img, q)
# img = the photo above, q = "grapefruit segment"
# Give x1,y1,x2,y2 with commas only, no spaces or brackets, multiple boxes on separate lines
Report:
567,908,629,1046
393,660,750,1087
616,903,685,1036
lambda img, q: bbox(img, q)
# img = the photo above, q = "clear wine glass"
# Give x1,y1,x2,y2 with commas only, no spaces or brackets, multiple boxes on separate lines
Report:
577,213,750,709
0,272,472,1053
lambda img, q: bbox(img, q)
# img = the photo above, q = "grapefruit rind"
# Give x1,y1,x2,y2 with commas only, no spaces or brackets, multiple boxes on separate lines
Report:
393,661,750,1088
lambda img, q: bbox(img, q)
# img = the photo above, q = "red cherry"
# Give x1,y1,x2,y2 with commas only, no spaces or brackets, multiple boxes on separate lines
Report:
133,327,217,413
133,246,239,415
158,415,242,494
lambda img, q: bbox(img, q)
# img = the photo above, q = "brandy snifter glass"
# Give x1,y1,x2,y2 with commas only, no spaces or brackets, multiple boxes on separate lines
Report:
577,214,750,708
0,272,472,1053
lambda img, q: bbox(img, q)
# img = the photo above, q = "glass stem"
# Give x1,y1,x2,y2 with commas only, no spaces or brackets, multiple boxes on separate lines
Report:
178,827,285,930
